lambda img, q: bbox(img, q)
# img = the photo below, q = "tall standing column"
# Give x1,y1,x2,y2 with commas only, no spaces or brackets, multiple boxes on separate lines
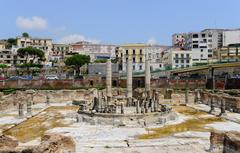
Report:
145,59,151,99
18,103,24,118
127,58,133,104
106,59,112,104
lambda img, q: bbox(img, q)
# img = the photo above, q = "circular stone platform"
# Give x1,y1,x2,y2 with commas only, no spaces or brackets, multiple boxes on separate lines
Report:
77,108,177,127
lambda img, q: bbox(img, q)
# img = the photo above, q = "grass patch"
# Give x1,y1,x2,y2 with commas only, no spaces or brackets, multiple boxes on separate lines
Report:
138,117,223,140
3,106,79,143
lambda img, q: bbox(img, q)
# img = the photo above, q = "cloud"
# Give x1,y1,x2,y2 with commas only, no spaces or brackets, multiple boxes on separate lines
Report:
147,38,157,45
16,16,48,30
58,34,100,44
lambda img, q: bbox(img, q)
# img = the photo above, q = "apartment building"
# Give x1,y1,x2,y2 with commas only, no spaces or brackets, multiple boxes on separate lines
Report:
70,41,116,62
50,44,72,62
116,44,145,72
16,36,53,62
145,45,170,71
0,49,26,66
0,40,6,50
172,33,187,48
218,46,240,62
162,47,192,69
223,30,240,47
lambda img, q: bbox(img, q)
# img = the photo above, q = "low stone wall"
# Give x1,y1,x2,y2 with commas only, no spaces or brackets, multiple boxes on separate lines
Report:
77,111,177,127
199,90,240,113
0,89,96,111
210,131,240,153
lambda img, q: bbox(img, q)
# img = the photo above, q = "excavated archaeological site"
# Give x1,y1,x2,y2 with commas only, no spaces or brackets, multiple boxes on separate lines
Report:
0,60,240,153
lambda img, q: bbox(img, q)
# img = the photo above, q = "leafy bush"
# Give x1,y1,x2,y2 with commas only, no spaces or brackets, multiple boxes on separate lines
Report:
16,63,43,68
0,64,8,68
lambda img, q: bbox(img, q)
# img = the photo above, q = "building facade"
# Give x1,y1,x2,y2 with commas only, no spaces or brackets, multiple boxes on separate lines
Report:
172,33,187,48
50,44,72,62
218,46,240,62
0,49,26,66
162,47,192,69
145,45,170,71
116,44,145,72
70,41,116,62
16,36,53,62
223,30,240,47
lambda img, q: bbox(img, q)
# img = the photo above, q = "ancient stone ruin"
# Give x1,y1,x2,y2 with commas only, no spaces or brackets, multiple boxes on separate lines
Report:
76,58,176,127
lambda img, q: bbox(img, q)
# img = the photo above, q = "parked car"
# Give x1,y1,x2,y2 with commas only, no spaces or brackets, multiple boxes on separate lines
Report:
0,76,6,81
45,75,59,80
8,75,32,80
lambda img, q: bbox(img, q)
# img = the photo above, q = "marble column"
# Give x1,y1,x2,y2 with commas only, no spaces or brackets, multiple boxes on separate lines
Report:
136,100,140,113
220,99,226,116
121,103,124,114
145,59,151,99
27,96,32,115
46,94,50,106
185,89,189,104
18,103,24,118
127,58,133,103
106,59,112,104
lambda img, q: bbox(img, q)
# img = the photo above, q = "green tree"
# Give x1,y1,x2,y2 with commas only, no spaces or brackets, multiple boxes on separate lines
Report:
94,59,107,63
17,47,45,64
65,54,90,75
5,38,17,49
22,32,29,37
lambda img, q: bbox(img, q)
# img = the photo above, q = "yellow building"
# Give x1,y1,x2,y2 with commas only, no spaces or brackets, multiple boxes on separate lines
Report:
0,40,6,50
218,47,240,62
116,44,146,72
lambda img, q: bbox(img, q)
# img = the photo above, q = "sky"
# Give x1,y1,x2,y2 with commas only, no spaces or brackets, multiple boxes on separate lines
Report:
1,0,240,45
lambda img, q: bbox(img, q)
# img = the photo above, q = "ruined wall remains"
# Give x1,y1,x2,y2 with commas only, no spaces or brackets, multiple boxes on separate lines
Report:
199,90,240,113
210,131,240,153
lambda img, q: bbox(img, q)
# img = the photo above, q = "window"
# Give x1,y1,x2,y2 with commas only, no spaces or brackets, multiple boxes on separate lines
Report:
133,49,135,55
181,54,184,58
193,41,198,43
159,64,162,68
201,54,203,58
208,34,212,37
186,60,190,63
193,45,199,48
201,49,203,52
181,60,184,63
133,57,136,63
126,57,128,61
193,34,198,38
186,54,190,58
140,49,142,55
140,57,142,63
126,50,128,55
202,34,206,38
133,65,135,70
175,54,179,58
139,65,142,70
175,60,179,63
208,54,213,57
186,65,190,67
7,55,11,58
208,49,212,53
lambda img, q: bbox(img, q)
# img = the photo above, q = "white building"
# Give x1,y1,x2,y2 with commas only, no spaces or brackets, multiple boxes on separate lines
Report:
223,30,240,47
162,47,192,69
145,45,170,71
70,41,116,62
